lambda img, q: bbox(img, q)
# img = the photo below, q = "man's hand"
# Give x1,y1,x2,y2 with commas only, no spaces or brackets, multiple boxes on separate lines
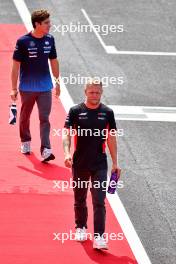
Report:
64,154,72,168
55,84,60,99
111,163,121,177
50,58,60,99
10,89,18,101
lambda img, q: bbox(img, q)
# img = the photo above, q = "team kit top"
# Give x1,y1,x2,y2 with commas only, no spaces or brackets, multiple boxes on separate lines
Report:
13,32,57,92
64,102,117,170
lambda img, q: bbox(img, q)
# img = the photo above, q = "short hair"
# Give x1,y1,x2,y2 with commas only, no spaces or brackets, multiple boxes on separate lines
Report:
31,9,50,28
85,77,103,90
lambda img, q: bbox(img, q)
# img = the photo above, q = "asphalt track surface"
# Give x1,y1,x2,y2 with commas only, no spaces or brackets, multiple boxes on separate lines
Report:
0,1,176,264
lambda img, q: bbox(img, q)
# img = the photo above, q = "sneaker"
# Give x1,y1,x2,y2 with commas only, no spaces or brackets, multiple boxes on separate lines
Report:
41,148,55,163
21,141,31,154
75,227,87,242
93,234,108,250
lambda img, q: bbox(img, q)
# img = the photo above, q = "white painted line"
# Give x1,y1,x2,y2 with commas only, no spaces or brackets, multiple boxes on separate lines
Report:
12,1,152,263
143,112,176,122
50,73,75,112
107,192,152,264
81,8,176,56
58,78,75,111
109,105,145,115
109,105,176,122
12,0,32,31
108,50,176,56
81,8,118,54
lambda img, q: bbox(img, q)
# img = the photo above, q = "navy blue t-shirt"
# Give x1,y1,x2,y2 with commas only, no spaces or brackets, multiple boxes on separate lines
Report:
13,32,57,92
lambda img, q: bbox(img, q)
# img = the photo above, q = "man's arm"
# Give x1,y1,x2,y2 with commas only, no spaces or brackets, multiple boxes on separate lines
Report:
50,58,60,98
10,60,20,101
63,107,75,168
62,130,72,168
107,133,117,166
107,109,121,174
107,131,121,174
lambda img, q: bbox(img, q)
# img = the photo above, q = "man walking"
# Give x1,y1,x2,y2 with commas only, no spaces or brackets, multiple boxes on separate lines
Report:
62,79,121,249
11,9,60,162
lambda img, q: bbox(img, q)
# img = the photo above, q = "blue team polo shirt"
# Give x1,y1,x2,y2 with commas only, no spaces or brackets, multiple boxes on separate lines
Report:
13,32,57,92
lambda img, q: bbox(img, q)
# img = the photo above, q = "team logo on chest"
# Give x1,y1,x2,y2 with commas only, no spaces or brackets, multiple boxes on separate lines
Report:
97,112,106,120
43,40,51,53
28,40,37,58
79,112,88,119
29,41,35,47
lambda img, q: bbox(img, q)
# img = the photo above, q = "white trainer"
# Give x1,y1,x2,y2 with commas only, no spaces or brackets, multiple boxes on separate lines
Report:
21,141,31,154
93,234,108,250
75,227,87,242
41,148,55,163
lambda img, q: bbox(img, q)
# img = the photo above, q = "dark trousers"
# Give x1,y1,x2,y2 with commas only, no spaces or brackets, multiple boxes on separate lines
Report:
72,168,107,237
19,91,52,153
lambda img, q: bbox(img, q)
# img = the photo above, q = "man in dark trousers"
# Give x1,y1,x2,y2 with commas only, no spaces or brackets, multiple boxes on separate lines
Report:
62,79,121,249
10,9,60,162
